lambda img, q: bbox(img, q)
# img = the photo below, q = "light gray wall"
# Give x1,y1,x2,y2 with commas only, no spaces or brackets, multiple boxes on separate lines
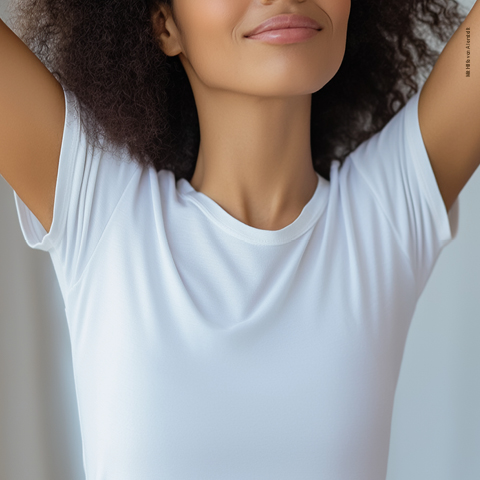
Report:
387,158,480,477
0,0,479,479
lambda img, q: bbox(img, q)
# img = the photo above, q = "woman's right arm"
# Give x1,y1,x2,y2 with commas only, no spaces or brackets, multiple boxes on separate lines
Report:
0,17,66,234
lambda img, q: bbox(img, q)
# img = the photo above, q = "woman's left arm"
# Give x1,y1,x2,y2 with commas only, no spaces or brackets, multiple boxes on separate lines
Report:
418,0,480,212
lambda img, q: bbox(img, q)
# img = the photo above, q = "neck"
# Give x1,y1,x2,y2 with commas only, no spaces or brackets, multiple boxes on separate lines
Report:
189,87,319,231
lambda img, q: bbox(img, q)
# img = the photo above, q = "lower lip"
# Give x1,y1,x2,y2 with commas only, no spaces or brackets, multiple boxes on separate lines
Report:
246,28,321,44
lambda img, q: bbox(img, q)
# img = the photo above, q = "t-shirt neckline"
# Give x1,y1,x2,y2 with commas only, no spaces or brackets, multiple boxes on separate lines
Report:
176,172,329,245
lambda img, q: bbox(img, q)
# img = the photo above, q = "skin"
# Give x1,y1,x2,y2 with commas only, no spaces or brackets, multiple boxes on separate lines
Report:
152,0,351,230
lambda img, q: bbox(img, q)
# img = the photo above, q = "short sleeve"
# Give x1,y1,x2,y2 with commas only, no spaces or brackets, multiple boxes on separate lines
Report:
346,83,459,295
13,84,140,292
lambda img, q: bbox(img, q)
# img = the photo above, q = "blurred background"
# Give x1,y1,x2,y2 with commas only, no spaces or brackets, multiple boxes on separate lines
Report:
0,0,479,479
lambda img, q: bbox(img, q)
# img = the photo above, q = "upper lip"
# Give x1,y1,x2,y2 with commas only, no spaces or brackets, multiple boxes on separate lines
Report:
245,14,322,37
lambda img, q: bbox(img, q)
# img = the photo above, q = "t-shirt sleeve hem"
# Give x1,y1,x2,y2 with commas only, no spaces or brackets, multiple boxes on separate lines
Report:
13,86,79,252
405,88,460,249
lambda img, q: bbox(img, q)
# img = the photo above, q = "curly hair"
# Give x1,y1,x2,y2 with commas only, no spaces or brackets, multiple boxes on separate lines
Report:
7,0,467,182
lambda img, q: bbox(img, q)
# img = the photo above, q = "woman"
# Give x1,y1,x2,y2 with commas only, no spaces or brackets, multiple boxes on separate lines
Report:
0,0,475,478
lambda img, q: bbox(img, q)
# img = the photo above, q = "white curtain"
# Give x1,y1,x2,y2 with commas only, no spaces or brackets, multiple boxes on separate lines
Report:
0,0,479,478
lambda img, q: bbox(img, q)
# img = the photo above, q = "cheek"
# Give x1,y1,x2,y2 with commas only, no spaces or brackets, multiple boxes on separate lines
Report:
325,0,351,32
177,0,248,81
178,0,247,42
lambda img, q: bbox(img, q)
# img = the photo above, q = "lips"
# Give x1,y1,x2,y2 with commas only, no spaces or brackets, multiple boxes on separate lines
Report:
245,14,322,37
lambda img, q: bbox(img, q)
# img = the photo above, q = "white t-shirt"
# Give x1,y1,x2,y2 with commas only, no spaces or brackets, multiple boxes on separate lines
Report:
13,83,459,480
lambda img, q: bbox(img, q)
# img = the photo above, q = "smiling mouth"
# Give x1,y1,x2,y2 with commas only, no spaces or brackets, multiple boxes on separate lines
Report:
245,27,322,44
246,27,321,36
244,13,323,38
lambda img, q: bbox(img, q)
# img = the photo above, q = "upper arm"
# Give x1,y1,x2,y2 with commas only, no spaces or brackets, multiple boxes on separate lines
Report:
417,1,480,213
0,17,66,233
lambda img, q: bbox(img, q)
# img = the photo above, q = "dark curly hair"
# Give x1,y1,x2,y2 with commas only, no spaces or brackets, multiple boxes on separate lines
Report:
7,0,467,182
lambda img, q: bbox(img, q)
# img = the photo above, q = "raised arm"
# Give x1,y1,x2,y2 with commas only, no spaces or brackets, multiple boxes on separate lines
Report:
418,0,480,213
0,17,65,233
